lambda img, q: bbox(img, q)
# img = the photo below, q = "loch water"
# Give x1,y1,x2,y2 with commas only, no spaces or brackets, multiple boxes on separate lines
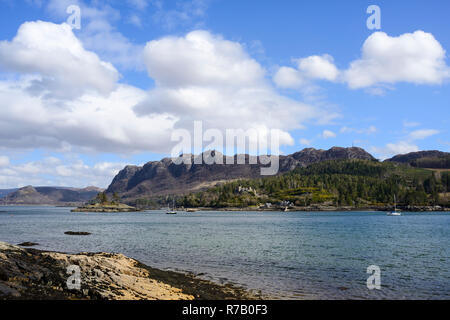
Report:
0,206,448,299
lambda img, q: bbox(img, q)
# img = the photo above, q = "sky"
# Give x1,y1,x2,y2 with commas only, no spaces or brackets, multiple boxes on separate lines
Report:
0,0,449,188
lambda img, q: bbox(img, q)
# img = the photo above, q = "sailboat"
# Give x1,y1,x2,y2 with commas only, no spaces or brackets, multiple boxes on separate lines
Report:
166,198,177,215
387,194,401,216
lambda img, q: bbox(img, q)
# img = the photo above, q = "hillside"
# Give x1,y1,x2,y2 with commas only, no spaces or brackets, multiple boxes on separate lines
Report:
106,147,375,201
386,150,450,169
178,159,449,210
0,188,18,199
0,186,104,205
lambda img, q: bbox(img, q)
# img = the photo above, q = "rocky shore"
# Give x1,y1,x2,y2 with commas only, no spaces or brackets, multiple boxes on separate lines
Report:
0,242,253,300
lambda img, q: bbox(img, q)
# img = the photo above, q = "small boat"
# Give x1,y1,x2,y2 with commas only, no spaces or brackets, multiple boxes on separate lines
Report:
387,195,401,216
283,206,289,212
166,198,177,215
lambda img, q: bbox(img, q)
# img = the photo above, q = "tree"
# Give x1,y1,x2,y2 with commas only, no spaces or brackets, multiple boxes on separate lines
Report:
96,192,108,204
112,192,120,204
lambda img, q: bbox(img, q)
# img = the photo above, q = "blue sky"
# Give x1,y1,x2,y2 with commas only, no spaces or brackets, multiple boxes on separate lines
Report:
0,0,449,188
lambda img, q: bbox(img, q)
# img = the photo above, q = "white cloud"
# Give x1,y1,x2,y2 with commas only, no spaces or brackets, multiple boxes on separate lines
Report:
0,156,9,167
143,30,265,88
0,79,176,153
0,157,125,188
340,125,377,135
344,31,450,89
408,129,439,140
273,66,304,89
386,142,419,154
0,21,119,98
137,30,334,147
322,130,336,139
273,54,338,89
45,0,144,71
275,31,450,93
371,141,419,160
370,127,439,159
0,25,336,155
296,54,339,81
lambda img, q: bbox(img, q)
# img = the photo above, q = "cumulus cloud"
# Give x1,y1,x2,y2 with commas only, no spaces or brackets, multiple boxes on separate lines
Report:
137,30,334,148
0,25,335,155
0,21,119,98
296,54,339,81
143,30,265,87
0,79,175,153
273,54,338,89
273,66,304,89
275,31,449,93
344,31,450,89
0,157,125,188
45,0,144,71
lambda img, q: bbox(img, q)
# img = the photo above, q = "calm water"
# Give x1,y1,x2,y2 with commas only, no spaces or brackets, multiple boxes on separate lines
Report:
0,206,449,299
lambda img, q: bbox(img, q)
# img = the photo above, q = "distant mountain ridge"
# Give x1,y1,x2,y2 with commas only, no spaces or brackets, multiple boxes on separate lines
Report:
106,147,376,201
0,186,104,205
386,150,449,163
3,148,448,206
385,150,450,169
0,188,18,199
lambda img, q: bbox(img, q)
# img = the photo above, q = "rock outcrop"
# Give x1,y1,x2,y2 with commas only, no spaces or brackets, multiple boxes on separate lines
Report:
0,242,252,300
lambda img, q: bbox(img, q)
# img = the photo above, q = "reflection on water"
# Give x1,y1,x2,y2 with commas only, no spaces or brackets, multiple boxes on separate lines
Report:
0,206,449,299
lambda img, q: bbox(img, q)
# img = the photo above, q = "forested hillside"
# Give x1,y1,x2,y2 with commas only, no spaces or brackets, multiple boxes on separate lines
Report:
175,160,449,209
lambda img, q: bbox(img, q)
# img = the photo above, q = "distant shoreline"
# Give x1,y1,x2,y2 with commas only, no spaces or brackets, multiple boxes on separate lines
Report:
202,206,450,212
1,204,449,212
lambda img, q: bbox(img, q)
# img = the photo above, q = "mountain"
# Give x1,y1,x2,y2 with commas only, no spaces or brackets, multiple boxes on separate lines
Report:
386,150,450,169
106,147,375,201
0,186,104,205
0,188,18,199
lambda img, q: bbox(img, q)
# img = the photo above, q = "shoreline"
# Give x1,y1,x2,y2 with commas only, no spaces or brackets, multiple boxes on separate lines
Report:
1,204,449,212
176,206,450,212
0,242,256,300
